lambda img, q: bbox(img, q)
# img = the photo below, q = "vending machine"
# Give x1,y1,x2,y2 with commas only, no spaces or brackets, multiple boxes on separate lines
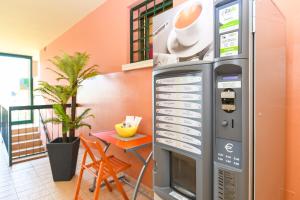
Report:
152,0,286,200
153,61,213,200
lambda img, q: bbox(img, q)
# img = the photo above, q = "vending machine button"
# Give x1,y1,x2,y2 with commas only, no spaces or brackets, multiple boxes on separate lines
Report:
222,120,229,127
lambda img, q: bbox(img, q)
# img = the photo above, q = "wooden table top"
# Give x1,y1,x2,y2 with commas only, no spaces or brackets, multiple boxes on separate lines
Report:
92,130,152,151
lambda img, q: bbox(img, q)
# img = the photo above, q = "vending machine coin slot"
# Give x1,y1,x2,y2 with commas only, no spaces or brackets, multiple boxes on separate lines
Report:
221,89,236,113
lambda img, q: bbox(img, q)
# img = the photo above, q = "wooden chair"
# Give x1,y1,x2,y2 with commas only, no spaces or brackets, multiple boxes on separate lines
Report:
74,135,131,200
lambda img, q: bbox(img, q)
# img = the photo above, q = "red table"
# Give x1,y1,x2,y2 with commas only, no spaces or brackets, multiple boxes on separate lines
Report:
90,130,153,200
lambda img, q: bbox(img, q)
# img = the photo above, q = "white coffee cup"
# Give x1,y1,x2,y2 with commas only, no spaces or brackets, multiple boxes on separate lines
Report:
173,0,210,47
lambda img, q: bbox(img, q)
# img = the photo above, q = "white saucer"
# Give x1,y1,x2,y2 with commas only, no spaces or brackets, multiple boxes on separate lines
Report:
167,29,212,58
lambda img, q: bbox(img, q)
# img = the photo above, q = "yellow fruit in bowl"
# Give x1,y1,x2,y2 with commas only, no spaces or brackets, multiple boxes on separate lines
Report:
115,123,138,138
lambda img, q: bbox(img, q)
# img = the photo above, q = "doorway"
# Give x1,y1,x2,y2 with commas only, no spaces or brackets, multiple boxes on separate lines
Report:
0,53,33,124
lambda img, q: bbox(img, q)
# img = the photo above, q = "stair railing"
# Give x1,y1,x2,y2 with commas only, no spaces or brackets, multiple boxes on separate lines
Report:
0,106,9,152
1,104,71,166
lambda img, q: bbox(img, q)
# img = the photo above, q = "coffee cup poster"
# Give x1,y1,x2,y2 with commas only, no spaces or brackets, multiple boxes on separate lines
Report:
153,0,214,67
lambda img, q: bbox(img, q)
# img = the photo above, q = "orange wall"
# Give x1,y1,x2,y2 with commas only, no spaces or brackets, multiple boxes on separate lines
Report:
283,8,300,200
40,0,154,187
271,1,300,199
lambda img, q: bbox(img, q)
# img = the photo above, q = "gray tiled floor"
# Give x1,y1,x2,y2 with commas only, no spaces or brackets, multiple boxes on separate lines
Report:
0,141,150,200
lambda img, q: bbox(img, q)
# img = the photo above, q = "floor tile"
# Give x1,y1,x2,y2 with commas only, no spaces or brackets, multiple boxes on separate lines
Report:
0,142,152,200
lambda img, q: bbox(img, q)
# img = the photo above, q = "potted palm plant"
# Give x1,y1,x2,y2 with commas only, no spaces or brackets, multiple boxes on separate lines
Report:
36,52,99,181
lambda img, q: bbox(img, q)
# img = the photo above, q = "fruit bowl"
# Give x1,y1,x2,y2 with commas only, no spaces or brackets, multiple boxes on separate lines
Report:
115,123,138,138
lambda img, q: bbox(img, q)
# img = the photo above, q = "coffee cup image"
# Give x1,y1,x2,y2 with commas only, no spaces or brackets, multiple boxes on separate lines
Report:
173,0,211,47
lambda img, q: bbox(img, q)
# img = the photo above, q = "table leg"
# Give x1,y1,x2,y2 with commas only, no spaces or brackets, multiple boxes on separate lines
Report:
89,143,111,192
89,178,97,192
131,150,153,200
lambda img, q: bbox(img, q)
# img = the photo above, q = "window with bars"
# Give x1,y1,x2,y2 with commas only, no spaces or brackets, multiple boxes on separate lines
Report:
130,0,173,63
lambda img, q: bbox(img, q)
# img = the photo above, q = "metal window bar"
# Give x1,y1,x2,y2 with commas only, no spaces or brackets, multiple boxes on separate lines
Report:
130,0,173,63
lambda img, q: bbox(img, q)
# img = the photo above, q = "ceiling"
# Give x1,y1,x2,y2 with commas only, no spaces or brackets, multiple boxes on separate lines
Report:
0,0,106,59
0,0,295,60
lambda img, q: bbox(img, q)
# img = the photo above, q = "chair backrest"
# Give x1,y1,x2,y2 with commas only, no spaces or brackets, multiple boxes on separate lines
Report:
79,135,109,164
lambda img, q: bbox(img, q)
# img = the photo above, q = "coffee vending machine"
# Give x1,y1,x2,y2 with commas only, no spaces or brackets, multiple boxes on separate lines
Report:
152,0,286,200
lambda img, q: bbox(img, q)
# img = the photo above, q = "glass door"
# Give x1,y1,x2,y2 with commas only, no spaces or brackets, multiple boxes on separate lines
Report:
0,53,33,124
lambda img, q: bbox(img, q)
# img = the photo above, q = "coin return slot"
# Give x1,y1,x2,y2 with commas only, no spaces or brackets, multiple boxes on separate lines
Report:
221,89,236,113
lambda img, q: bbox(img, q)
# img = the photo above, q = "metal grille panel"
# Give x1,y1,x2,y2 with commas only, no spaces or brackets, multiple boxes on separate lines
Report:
130,0,173,63
217,169,237,200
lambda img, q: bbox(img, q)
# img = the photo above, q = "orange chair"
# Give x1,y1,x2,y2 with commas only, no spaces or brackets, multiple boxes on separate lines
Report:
74,135,131,200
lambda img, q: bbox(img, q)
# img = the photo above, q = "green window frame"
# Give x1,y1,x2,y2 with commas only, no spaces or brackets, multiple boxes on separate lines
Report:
130,0,173,63
0,52,33,125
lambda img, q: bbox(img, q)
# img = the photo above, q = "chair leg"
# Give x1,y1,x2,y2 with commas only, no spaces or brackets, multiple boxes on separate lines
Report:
104,179,112,192
94,171,104,200
74,167,85,200
111,173,128,200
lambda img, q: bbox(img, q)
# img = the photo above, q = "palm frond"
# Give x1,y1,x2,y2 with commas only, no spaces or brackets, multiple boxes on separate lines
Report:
75,122,92,130
35,86,61,104
46,67,68,81
39,95,60,104
78,65,98,79
74,108,94,123
53,104,70,122
50,54,74,82
80,71,99,83
44,117,62,124
36,82,72,104
50,52,100,87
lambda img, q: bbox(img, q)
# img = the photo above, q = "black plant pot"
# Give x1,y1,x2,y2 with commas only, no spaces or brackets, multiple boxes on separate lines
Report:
47,137,80,181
